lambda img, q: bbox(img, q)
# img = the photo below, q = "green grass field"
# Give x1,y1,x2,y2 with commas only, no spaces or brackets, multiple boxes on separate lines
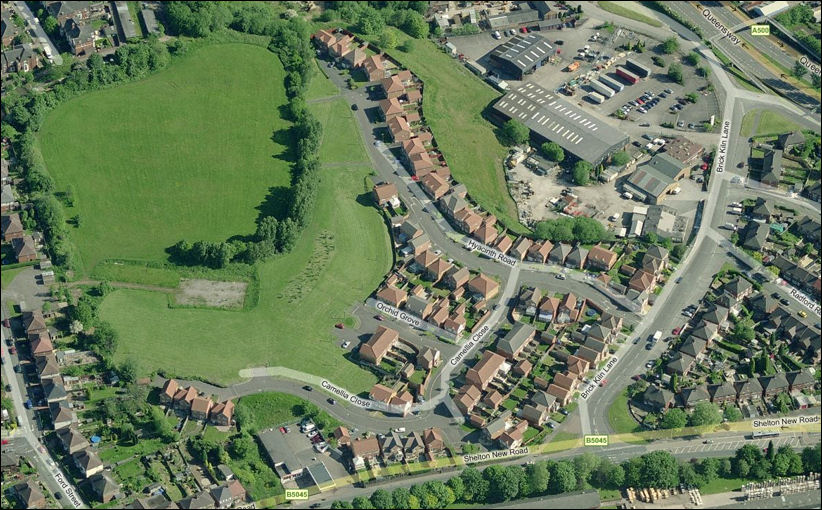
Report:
305,58,339,100
38,44,293,274
608,390,642,434
235,392,341,433
700,477,746,495
597,1,663,27
90,261,181,288
91,53,390,389
350,26,526,233
740,108,802,137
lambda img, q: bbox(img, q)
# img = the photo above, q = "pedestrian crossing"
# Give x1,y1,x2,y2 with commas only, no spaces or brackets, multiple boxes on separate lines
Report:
669,435,802,455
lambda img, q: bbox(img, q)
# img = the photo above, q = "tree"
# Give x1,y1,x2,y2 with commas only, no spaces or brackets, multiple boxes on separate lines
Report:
355,6,385,35
541,142,565,162
70,320,84,335
446,477,465,502
572,161,592,186
402,11,429,38
641,451,679,488
351,496,374,509
698,66,711,77
773,446,803,477
42,15,59,34
611,151,630,166
119,421,136,445
378,30,397,50
689,402,722,427
391,488,412,508
524,461,549,495
370,489,393,509
680,462,703,488
331,501,353,509
230,432,255,459
483,465,522,502
661,408,688,429
668,62,683,84
685,51,701,65
118,358,138,383
723,405,743,422
573,453,600,488
399,39,415,53
685,92,699,103
255,216,279,243
662,37,679,54
460,467,488,502
792,60,807,80
697,458,720,484
549,461,576,494
627,379,648,398
97,281,113,297
652,55,666,67
812,73,821,89
499,119,530,146
571,217,606,243
801,444,821,474
773,392,792,413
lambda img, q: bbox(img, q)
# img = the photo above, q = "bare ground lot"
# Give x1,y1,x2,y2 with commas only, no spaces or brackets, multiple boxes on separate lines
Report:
175,279,247,309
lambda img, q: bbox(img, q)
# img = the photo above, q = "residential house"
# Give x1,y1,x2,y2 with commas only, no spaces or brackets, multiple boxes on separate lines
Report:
43,377,67,403
2,10,20,47
376,285,407,308
510,237,533,261
398,220,422,242
735,377,763,402
406,295,433,319
50,400,75,430
381,75,405,99
555,293,578,324
14,480,46,509
565,245,588,269
361,54,386,81
498,420,528,449
453,384,482,414
679,338,707,358
690,321,718,343
525,241,552,263
586,245,618,271
413,250,438,273
531,390,558,412
574,345,602,366
422,428,445,456
89,472,119,503
454,208,483,233
546,383,572,407
190,396,213,421
444,266,470,290
628,270,655,294
582,338,609,361
73,449,104,478
24,310,47,337
792,215,821,248
482,390,504,410
679,385,710,408
13,235,36,263
405,88,422,104
514,359,532,377
519,404,549,426
467,274,499,301
473,222,499,245
537,296,559,323
403,432,426,460
665,352,695,376
1,43,40,74
30,333,54,357
373,182,399,208
35,354,60,380
428,300,450,327
177,491,215,509
63,18,95,55
350,437,381,470
749,294,778,316
709,381,737,405
439,193,468,220
210,400,234,426
566,355,589,379
483,411,513,441
496,322,536,360
776,131,805,150
585,324,613,344
47,1,104,25
786,369,814,392
387,115,413,142
380,432,405,463
328,33,353,58
334,426,351,448
750,197,774,222
552,372,578,393
380,97,404,121
642,386,675,411
342,45,366,68
407,233,431,256
420,172,449,200
359,326,399,365
425,258,452,283
56,427,90,455
160,379,179,405
1,213,23,241
518,287,542,317
465,350,505,390
723,277,753,302
760,149,782,187
211,480,247,508
760,373,789,399
495,234,513,254
600,312,623,338
548,243,572,265
740,221,769,251
1,183,15,211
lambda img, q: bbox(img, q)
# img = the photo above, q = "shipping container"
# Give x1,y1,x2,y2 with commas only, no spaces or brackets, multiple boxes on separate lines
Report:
598,74,624,92
586,92,605,104
615,66,639,84
465,60,487,77
589,80,615,98
625,58,651,78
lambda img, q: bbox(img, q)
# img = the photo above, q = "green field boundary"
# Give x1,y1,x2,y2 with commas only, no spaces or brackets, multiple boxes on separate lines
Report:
597,1,663,28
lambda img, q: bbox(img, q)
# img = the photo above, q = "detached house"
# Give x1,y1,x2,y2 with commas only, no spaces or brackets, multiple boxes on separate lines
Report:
376,285,407,308
381,75,405,99
13,235,36,263
537,296,559,323
510,237,533,261
444,266,470,290
420,172,450,200
373,183,399,208
210,400,234,426
359,326,399,365
586,245,618,271
1,213,24,242
423,428,445,457
1,43,40,74
465,350,505,390
496,322,536,360
361,54,386,81
351,438,381,470
467,274,499,301
526,241,552,263
518,287,542,317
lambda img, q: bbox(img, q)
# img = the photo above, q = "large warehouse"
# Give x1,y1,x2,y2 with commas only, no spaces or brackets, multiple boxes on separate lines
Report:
491,82,629,165
489,33,555,80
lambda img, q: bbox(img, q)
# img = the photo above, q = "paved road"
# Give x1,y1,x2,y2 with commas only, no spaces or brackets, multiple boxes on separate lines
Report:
12,1,62,65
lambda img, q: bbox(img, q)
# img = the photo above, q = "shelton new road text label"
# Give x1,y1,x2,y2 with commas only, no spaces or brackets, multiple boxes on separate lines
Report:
752,415,820,428
464,238,517,267
462,447,530,464
321,380,373,409
450,324,491,366
703,9,740,45
715,120,731,173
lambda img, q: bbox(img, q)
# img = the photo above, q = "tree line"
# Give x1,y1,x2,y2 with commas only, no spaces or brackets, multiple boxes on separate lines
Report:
164,2,323,268
330,443,821,509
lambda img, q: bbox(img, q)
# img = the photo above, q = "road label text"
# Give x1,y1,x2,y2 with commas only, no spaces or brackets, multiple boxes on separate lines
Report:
703,9,741,45
584,435,609,446
450,324,491,366
715,120,731,173
799,56,821,77
750,25,770,36
321,380,373,409
464,238,517,267
286,489,310,500
581,355,619,400
53,471,83,508
752,415,820,428
375,300,424,328
462,447,530,464
789,288,821,317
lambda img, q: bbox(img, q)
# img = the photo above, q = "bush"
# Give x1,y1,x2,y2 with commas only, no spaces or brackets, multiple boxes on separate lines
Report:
668,62,683,84
498,119,530,146
572,161,592,186
540,142,564,162
662,37,679,54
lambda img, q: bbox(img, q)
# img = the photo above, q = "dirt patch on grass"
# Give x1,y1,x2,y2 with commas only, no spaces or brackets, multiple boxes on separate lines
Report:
175,279,248,309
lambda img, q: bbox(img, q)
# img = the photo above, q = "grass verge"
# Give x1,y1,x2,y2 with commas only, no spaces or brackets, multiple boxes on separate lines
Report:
597,1,663,27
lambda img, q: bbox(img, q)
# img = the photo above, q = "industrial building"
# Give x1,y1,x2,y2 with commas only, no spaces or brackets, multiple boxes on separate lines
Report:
623,153,691,204
489,33,555,80
492,82,630,165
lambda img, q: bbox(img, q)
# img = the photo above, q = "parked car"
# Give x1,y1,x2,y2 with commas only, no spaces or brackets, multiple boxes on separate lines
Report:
342,341,351,349
327,398,336,405
645,361,655,368
304,385,313,391
279,427,287,434
599,379,608,387
780,298,790,306
798,310,807,318
645,343,653,350
555,273,566,280
335,323,344,329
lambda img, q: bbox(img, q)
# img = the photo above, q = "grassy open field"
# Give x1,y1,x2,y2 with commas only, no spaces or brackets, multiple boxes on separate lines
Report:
235,392,341,433
38,44,293,274
349,26,526,233
740,108,801,137
91,51,390,389
597,1,663,27
305,58,339,100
